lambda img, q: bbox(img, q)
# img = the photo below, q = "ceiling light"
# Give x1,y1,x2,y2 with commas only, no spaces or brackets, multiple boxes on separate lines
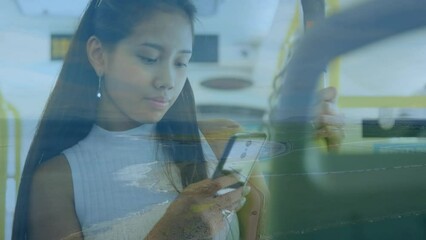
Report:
201,76,253,90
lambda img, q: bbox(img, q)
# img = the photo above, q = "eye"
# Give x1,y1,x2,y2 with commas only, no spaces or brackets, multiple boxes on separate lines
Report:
138,56,158,64
175,62,188,68
175,57,190,68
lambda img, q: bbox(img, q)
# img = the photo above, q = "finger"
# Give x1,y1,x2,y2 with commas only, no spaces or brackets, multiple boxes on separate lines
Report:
184,179,221,196
318,86,337,102
319,101,339,115
315,126,345,141
223,197,247,214
214,174,240,189
242,185,251,197
315,127,345,153
214,187,244,210
313,92,339,117
314,114,345,129
192,186,244,214
235,197,247,212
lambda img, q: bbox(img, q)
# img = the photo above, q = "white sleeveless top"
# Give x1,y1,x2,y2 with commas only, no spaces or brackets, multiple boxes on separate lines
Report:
63,124,239,239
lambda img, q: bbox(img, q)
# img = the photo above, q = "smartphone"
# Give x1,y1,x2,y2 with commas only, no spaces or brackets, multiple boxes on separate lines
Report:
212,132,267,187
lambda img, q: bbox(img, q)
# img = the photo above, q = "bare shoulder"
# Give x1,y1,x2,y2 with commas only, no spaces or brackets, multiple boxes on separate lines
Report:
29,154,82,239
32,154,73,197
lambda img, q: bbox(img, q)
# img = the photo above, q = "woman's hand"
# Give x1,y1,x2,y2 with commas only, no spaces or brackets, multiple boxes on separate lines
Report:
146,175,249,240
313,87,345,152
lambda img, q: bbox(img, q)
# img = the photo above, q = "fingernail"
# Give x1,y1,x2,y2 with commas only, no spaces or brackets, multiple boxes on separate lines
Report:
243,186,251,196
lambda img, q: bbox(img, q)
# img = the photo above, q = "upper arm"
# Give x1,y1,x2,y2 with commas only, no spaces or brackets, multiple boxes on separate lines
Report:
28,155,83,240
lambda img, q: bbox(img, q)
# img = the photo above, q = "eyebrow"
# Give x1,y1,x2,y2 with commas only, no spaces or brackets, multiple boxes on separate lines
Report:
141,43,192,54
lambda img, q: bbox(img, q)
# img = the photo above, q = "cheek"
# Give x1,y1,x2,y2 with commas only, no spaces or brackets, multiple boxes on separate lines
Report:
167,80,187,108
107,67,152,96
106,79,141,101
174,77,187,96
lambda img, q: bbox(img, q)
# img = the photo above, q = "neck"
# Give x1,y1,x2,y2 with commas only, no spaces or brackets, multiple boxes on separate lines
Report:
95,117,142,131
96,89,143,131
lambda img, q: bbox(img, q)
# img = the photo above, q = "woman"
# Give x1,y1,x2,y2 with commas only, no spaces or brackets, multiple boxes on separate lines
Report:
13,0,250,239
12,0,344,239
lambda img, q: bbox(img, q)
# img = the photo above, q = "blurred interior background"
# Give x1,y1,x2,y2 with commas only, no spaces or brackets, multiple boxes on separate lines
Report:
1,0,425,239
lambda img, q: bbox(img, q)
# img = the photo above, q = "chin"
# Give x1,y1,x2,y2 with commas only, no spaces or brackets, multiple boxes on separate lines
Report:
135,112,166,124
130,106,173,124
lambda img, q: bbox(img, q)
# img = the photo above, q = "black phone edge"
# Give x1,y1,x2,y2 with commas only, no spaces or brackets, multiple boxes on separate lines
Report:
211,132,267,179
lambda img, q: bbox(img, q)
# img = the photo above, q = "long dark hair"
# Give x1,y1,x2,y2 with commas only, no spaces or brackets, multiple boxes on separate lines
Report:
13,0,206,238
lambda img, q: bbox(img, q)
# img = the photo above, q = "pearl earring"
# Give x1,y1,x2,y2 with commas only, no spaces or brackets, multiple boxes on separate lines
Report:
97,75,102,98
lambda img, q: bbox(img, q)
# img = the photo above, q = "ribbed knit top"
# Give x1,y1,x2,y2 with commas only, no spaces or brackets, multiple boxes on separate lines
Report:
63,124,239,239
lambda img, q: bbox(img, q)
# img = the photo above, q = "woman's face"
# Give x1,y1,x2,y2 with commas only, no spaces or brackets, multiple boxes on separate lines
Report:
95,10,193,130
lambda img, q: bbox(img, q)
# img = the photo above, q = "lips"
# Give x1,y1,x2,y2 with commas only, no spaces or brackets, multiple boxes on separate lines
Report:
146,97,170,109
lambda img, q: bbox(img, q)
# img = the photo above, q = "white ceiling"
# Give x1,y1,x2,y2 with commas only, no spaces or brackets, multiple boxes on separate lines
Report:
15,0,227,17
14,0,280,47
15,0,88,17
3,0,284,111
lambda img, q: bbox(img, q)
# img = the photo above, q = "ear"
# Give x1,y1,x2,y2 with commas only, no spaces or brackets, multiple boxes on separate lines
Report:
87,36,106,76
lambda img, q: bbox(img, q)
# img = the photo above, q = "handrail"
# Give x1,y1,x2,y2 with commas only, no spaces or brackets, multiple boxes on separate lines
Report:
268,0,426,237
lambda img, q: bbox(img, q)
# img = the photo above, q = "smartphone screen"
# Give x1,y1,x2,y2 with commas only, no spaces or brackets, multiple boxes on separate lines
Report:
212,132,267,186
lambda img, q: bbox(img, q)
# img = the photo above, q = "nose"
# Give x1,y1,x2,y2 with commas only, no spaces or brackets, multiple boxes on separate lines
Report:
153,64,175,90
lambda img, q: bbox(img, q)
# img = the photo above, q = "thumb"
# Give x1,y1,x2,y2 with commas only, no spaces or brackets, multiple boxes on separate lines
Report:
320,86,337,102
